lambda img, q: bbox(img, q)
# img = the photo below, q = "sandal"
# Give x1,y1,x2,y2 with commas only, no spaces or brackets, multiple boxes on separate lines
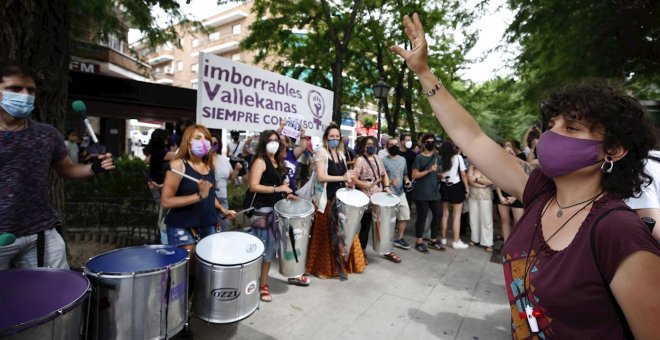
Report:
287,275,311,286
259,284,272,302
469,241,479,246
383,252,401,263
485,246,493,252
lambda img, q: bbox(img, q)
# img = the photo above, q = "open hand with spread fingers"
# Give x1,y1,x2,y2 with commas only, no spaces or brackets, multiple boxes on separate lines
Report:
389,13,430,75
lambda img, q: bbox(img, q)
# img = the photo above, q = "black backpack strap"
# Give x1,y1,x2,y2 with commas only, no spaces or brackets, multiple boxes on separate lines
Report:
589,206,635,339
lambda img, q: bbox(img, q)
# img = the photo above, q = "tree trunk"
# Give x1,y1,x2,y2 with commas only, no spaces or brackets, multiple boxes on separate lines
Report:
405,66,416,138
331,57,344,125
0,0,70,218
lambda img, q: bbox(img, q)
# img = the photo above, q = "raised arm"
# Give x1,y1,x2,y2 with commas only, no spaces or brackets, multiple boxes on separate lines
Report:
390,13,528,201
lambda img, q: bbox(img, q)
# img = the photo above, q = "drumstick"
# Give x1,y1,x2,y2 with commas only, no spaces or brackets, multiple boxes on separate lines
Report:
170,169,200,183
236,207,255,214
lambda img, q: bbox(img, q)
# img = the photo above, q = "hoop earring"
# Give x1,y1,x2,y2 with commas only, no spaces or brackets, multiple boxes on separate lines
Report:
600,156,614,174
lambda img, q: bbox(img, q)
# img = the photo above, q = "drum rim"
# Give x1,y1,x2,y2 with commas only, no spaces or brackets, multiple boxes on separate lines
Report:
335,188,370,206
370,192,400,207
83,245,189,276
195,231,265,265
0,268,91,336
195,253,263,267
83,256,188,277
274,198,315,218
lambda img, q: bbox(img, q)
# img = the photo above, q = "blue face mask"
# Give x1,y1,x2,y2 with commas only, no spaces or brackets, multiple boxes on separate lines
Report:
366,146,376,155
328,139,340,149
0,91,35,118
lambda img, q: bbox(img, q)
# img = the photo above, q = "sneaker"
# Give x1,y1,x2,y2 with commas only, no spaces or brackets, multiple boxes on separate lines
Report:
440,238,447,246
427,241,446,251
452,240,468,249
394,238,412,250
414,242,429,253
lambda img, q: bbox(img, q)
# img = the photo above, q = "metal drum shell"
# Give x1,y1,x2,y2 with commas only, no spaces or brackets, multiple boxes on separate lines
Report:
274,199,315,278
370,192,400,254
335,188,370,256
83,245,189,340
193,232,264,324
0,268,90,339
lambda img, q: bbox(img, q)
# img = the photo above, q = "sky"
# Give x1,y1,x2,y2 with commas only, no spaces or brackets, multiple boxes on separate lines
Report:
130,0,515,83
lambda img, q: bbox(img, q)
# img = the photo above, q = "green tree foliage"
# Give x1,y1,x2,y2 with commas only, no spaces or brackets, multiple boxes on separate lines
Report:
505,0,660,101
0,0,196,214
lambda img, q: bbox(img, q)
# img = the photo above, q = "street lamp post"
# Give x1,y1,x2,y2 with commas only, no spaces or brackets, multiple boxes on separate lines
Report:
372,79,390,143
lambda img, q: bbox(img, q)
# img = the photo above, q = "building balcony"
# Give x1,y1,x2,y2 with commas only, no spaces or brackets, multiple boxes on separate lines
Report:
71,40,150,80
154,72,174,84
192,41,240,57
148,54,174,65
203,11,248,27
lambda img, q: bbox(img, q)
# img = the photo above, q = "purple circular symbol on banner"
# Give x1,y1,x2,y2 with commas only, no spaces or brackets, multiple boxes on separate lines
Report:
307,90,325,119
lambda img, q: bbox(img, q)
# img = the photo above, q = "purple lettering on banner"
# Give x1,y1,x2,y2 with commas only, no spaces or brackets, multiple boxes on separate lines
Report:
246,111,253,123
245,94,254,106
202,106,211,118
254,113,261,124
255,92,265,109
238,110,245,121
231,66,241,84
204,82,222,101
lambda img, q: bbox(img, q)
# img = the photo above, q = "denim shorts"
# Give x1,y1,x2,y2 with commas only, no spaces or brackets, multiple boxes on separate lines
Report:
166,225,217,247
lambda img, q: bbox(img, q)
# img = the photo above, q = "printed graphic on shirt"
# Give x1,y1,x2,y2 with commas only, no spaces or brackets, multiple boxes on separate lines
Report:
503,249,554,340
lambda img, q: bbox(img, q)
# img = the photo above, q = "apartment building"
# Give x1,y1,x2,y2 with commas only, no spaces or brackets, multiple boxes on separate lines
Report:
139,1,258,90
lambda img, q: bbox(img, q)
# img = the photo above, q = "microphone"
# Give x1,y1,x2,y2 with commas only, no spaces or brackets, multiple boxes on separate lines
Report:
0,232,16,246
72,100,99,144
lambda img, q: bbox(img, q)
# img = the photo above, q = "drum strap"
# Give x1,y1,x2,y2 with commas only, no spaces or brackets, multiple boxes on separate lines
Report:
36,230,45,267
362,155,382,190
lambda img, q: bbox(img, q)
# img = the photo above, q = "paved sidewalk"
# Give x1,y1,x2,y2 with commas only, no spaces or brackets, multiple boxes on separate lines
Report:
182,236,511,340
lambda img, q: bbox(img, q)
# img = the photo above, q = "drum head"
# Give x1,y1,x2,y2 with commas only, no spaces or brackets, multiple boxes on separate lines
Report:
274,198,314,218
84,245,188,275
196,231,264,266
370,192,400,207
336,188,370,207
0,268,90,335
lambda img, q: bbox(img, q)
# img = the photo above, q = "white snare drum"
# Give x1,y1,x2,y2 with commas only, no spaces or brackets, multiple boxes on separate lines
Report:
335,188,370,256
370,192,400,254
193,231,264,324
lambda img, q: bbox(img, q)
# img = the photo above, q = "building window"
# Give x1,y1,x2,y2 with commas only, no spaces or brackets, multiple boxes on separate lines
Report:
191,82,198,90
191,38,200,48
154,67,162,75
191,63,198,73
232,24,241,35
231,53,241,62
177,60,183,72
209,32,220,41
102,33,124,52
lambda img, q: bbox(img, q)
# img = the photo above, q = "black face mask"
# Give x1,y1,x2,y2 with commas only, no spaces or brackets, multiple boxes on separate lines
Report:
388,145,399,156
424,142,435,151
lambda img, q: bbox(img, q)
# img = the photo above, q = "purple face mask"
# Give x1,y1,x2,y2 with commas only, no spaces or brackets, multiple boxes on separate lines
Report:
535,130,602,178
191,139,211,157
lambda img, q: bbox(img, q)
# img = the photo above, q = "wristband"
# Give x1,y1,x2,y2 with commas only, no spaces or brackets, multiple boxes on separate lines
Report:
91,158,105,174
421,82,443,97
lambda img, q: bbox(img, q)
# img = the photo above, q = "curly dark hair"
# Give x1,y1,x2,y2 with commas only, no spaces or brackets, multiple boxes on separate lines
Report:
359,135,378,153
539,81,656,199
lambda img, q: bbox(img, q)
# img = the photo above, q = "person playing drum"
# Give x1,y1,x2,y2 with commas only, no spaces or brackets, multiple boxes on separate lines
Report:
391,13,660,338
353,136,402,263
161,124,236,251
305,123,366,280
247,130,310,303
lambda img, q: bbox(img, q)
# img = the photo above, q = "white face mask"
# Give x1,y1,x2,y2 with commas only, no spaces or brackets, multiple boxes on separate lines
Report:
404,141,413,149
266,141,279,154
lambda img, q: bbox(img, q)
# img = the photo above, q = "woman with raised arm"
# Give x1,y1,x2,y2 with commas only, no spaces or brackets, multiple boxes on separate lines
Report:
391,13,660,339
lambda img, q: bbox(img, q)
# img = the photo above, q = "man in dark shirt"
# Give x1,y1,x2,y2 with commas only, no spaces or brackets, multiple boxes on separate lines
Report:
0,61,115,269
400,134,417,179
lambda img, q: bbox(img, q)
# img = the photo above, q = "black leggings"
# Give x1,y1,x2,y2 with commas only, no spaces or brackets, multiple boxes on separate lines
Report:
414,200,441,240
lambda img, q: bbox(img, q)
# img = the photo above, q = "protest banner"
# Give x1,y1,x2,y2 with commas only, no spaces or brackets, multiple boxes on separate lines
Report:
196,53,333,137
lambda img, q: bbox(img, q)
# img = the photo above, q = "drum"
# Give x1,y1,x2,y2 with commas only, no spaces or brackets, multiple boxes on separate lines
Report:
335,188,370,256
0,268,90,339
193,231,264,324
370,192,400,254
274,198,315,278
84,245,189,340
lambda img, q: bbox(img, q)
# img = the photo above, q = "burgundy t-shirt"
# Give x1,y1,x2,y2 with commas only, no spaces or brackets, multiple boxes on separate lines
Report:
502,168,660,339
0,120,67,236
